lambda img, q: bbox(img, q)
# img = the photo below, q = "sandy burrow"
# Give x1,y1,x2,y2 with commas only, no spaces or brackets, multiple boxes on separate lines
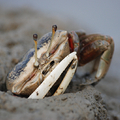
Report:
0,86,109,120
0,8,120,120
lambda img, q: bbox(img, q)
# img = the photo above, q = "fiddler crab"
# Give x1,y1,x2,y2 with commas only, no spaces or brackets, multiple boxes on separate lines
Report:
6,25,114,99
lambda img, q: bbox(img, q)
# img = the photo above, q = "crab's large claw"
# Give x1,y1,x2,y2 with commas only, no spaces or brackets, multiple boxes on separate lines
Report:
28,52,78,99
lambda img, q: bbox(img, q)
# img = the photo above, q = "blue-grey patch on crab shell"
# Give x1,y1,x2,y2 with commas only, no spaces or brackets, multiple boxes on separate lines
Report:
37,32,52,46
8,32,52,81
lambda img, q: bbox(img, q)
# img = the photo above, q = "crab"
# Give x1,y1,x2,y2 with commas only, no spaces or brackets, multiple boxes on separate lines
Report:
6,25,114,99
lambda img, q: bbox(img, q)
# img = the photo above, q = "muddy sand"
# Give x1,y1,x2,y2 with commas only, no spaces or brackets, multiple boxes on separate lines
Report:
0,8,120,120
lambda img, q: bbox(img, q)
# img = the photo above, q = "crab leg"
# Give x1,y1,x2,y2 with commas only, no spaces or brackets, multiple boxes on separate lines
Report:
28,52,77,99
80,37,114,85
95,39,114,81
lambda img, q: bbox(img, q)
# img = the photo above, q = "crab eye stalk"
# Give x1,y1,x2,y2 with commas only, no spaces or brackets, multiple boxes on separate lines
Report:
33,34,39,67
52,25,57,32
46,25,57,57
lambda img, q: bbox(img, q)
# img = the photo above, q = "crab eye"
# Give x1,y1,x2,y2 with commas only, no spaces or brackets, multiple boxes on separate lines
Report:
46,25,57,57
33,34,39,67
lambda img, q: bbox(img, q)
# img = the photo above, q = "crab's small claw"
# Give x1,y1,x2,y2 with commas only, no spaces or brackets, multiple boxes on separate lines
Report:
28,52,78,99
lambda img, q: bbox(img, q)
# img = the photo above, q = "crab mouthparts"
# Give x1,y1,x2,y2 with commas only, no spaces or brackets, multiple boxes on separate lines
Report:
12,59,57,96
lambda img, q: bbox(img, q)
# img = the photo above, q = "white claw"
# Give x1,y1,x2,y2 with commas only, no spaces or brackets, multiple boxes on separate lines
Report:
53,55,78,96
28,52,77,99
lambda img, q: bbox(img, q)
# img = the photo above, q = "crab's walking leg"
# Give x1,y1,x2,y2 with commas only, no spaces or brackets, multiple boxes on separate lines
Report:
28,52,77,99
95,38,114,82
80,36,114,85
